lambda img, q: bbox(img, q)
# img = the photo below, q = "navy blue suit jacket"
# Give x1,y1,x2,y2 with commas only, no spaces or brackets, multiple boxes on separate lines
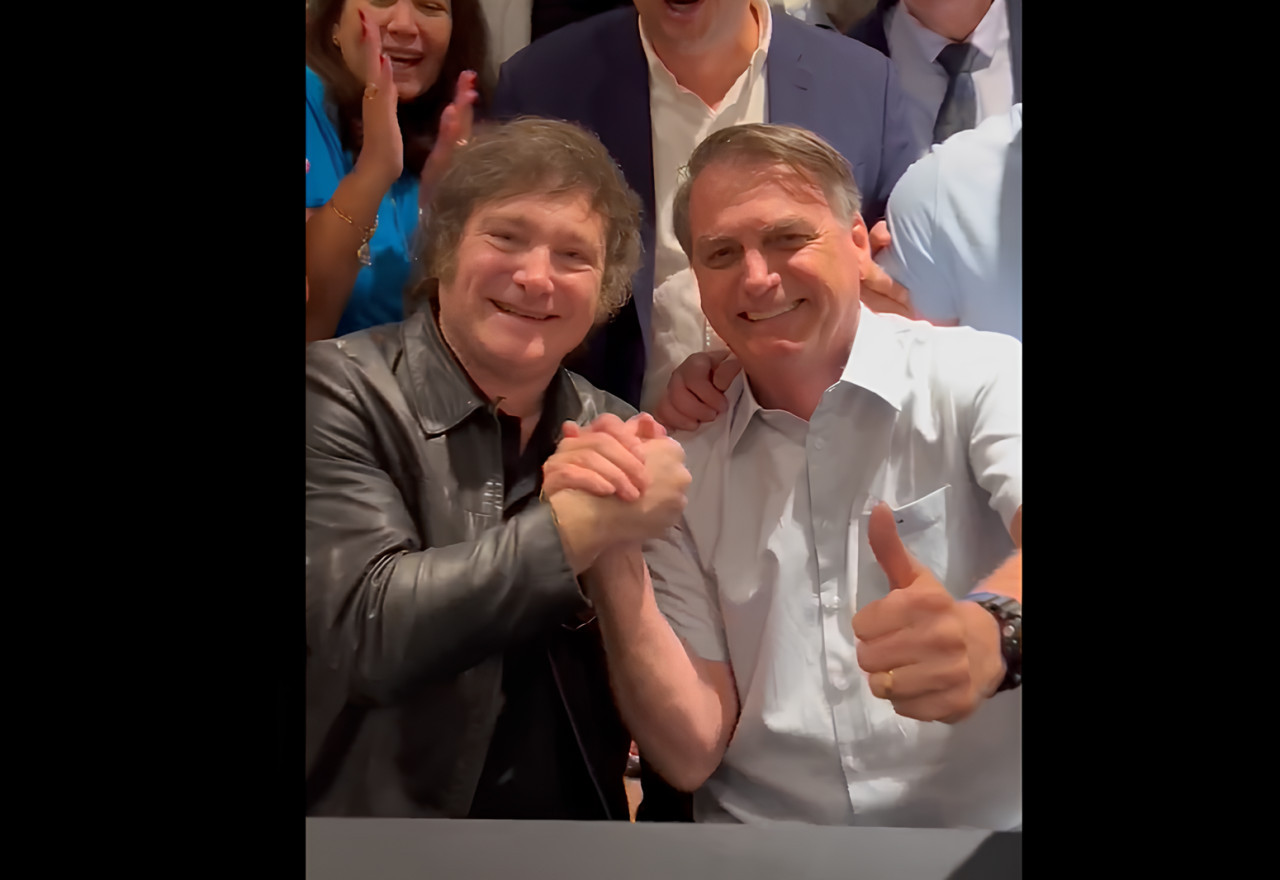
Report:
493,8,922,408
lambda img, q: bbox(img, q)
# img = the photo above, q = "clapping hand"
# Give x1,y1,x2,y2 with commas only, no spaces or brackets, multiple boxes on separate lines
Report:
419,71,480,208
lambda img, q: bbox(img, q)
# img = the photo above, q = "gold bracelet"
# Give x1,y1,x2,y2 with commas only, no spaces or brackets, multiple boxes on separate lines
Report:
328,201,378,267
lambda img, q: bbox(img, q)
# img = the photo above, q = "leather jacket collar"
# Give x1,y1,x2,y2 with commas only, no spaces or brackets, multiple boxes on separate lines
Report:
402,282,586,438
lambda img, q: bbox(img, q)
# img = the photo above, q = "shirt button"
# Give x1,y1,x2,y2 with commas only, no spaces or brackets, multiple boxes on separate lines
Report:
813,438,826,450
822,594,840,611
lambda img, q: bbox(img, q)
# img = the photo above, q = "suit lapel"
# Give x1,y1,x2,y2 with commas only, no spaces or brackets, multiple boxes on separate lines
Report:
584,11,656,346
765,11,816,132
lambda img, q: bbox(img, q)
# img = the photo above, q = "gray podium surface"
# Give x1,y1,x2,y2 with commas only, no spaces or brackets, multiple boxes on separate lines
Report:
306,819,1021,880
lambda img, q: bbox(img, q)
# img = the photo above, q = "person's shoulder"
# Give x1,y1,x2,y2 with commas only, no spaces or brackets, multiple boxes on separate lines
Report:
886,316,1020,393
306,322,407,385
889,143,943,214
880,310,1018,348
772,11,892,72
504,7,636,70
865,310,1013,363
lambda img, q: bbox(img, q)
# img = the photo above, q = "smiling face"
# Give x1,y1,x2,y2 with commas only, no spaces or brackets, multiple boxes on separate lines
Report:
687,159,867,372
437,190,606,381
333,0,452,101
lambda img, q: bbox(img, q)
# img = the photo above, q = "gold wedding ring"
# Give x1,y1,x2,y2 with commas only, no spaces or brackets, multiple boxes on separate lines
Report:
883,669,895,699
364,83,379,100
455,137,469,147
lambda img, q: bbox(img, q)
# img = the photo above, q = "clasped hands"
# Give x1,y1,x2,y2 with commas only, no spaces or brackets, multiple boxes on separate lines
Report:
542,413,691,572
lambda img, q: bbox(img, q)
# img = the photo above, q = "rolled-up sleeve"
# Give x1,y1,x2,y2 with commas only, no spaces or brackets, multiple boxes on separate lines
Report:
644,521,729,664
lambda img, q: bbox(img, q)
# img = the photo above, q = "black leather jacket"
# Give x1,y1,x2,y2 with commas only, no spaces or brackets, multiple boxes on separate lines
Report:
305,306,634,818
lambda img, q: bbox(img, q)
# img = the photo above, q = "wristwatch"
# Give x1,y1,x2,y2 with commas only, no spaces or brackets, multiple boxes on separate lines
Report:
962,592,1021,692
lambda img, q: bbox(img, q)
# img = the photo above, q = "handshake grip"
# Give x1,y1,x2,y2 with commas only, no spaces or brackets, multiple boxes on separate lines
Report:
543,417,693,567
609,437,692,543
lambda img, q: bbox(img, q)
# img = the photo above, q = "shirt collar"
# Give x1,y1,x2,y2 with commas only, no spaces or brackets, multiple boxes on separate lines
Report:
638,0,772,98
897,0,1005,62
837,305,913,411
725,305,912,452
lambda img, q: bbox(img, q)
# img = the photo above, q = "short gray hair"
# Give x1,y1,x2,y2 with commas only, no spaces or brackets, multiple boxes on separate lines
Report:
672,124,863,259
419,117,643,323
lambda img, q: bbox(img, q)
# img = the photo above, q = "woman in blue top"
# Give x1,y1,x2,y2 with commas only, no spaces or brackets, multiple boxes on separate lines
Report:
306,0,490,342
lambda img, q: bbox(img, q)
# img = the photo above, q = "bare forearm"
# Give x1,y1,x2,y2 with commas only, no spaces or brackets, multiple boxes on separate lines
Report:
586,545,732,791
978,550,1021,603
305,163,393,343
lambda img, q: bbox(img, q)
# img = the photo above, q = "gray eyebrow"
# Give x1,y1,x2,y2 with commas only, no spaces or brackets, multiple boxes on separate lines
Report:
694,219,813,250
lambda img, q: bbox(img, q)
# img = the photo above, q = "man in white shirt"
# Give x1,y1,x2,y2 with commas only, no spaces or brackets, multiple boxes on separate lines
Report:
543,122,1022,827
848,0,1022,156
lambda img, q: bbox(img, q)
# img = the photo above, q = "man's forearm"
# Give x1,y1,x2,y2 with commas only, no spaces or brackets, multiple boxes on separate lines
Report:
585,545,733,792
978,550,1022,603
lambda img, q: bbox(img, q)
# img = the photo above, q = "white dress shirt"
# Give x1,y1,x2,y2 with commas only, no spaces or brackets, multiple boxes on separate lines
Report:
886,0,1013,155
479,0,533,68
637,0,772,414
644,306,1022,828
481,0,816,72
877,104,1021,340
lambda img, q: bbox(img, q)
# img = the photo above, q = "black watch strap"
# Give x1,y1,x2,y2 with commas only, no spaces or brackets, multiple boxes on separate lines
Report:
962,592,1021,692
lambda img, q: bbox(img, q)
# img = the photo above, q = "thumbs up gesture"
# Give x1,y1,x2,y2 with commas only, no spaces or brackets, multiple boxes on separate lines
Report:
851,503,1005,724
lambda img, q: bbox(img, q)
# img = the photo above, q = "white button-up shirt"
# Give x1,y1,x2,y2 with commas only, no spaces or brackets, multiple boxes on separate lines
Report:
637,0,772,414
886,0,1014,155
644,307,1022,828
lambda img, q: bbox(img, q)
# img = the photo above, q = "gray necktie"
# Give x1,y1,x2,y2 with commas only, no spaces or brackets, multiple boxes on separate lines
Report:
933,42,984,144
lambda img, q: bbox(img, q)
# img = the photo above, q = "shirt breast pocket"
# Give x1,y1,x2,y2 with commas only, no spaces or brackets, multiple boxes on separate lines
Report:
856,486,950,609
